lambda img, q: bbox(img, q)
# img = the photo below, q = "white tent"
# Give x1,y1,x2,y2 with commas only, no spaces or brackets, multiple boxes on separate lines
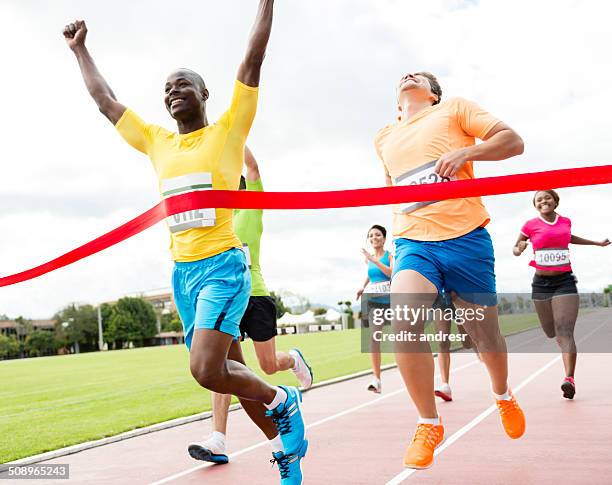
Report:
322,308,342,322
277,310,317,326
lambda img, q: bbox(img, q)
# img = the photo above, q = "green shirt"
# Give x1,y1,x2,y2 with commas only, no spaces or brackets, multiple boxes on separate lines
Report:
234,178,269,296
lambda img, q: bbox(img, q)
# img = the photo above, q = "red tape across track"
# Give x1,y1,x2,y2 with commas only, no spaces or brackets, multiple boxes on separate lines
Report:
1,165,611,288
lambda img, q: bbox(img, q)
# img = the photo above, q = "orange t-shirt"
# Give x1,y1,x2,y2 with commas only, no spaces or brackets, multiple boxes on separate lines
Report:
374,97,500,241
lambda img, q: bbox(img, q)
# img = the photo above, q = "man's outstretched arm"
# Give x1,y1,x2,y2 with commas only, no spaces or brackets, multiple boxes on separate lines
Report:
244,146,261,181
237,0,275,87
63,20,126,124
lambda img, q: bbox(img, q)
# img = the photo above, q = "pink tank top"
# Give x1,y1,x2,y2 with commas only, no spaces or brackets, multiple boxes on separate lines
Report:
520,215,572,272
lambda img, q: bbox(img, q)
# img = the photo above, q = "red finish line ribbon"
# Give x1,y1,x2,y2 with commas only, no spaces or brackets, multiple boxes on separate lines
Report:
1,165,610,287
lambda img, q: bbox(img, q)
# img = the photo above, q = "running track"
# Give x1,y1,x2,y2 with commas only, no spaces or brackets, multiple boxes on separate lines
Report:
6,309,612,485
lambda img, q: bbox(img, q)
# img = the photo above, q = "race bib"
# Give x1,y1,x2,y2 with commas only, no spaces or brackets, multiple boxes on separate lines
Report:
535,248,570,267
395,160,455,214
161,173,216,234
366,281,391,294
242,243,252,268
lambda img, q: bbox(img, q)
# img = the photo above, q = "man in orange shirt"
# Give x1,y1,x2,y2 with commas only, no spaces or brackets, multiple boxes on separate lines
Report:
374,72,526,469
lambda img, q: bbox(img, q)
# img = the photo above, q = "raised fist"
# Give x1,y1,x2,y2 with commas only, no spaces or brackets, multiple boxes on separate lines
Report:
63,20,88,50
513,240,528,256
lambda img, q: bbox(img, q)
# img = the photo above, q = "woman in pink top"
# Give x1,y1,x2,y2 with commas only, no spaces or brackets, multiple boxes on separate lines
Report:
513,190,610,399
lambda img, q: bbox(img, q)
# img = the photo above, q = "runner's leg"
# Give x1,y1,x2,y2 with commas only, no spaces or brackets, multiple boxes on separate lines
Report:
551,294,579,377
455,299,508,395
392,269,438,418
253,338,294,374
534,299,556,338
434,318,451,384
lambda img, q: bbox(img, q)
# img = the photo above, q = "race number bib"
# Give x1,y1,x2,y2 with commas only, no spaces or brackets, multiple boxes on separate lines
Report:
161,173,216,234
242,243,252,268
395,161,455,214
366,281,391,294
535,248,570,267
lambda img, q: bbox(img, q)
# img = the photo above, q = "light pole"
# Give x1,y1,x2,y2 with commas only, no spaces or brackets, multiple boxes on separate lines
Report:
97,305,104,351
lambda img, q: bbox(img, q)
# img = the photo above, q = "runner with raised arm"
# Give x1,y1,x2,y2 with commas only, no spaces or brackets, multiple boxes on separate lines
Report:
63,4,307,482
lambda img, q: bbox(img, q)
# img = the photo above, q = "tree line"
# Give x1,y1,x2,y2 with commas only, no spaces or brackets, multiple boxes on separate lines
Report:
0,297,164,360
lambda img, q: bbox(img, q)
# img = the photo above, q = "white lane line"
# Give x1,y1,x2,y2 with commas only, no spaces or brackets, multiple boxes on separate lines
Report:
149,358,482,485
385,318,609,485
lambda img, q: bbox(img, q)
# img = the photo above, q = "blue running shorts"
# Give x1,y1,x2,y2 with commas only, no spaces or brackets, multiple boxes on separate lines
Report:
172,248,251,350
393,227,497,306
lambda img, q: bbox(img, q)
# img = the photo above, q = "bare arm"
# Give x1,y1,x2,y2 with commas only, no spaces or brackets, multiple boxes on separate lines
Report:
357,276,370,300
513,234,529,256
369,258,392,278
244,146,261,182
436,122,525,178
63,20,126,124
237,0,275,87
464,122,524,162
570,235,610,247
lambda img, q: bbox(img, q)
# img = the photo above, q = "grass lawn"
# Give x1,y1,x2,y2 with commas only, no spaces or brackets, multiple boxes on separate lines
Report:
0,313,540,463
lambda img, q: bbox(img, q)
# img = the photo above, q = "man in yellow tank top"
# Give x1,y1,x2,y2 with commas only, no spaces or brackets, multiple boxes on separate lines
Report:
63,4,307,482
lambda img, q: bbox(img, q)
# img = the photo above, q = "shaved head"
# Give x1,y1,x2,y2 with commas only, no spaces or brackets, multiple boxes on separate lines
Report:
170,68,207,92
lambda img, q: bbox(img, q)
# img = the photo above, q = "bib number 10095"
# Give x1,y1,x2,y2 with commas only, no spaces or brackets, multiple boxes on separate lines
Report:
535,248,570,267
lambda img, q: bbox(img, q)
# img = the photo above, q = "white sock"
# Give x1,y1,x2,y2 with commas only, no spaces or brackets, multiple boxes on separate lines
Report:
418,416,440,425
269,434,284,454
493,387,512,401
264,387,288,410
211,431,226,443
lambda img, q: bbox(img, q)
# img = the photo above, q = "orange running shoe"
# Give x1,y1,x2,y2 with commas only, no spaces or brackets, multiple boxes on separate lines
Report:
496,393,525,439
403,419,445,469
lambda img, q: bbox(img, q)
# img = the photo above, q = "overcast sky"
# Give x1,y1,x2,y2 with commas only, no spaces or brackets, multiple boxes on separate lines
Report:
0,0,610,319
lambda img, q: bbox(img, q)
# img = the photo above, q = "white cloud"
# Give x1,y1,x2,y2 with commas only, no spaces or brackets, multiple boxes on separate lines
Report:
0,0,610,318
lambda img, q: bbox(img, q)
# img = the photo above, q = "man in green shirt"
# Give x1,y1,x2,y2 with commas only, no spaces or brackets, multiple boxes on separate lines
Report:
188,147,313,464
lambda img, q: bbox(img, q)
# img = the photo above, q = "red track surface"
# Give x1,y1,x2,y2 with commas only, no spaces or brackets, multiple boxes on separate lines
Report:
9,309,612,485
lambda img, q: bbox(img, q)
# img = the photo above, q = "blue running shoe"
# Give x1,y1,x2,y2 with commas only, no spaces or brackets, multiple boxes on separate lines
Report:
187,441,229,465
270,440,308,485
266,386,306,455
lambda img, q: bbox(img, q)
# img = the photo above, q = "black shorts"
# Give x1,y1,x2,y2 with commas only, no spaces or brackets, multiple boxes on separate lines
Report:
532,272,578,301
362,300,390,328
239,296,278,342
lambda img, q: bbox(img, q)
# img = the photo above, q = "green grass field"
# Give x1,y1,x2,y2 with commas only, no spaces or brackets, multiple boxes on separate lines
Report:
0,313,540,463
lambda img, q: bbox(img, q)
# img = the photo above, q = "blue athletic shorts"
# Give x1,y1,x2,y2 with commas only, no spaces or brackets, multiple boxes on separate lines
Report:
172,248,251,350
393,227,497,306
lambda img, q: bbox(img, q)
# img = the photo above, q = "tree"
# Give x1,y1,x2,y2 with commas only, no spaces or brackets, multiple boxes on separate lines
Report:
499,297,512,315
0,335,20,360
270,291,289,319
54,304,99,353
169,318,183,333
105,297,157,348
161,311,183,333
25,330,56,357
312,307,327,316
